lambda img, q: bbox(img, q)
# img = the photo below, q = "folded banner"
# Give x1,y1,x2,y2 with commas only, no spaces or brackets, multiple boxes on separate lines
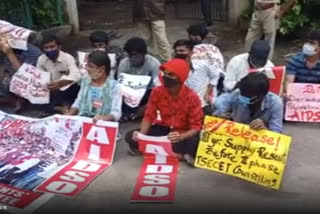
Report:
249,66,285,95
118,73,151,108
285,83,320,122
10,63,50,104
131,134,179,202
78,51,117,77
195,116,292,190
0,20,33,50
0,112,118,213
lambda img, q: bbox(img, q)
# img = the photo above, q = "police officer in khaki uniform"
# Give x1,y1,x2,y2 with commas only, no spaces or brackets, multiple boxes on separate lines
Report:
244,0,298,59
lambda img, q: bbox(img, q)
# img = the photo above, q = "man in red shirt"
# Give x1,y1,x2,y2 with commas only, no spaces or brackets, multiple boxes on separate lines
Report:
125,59,204,165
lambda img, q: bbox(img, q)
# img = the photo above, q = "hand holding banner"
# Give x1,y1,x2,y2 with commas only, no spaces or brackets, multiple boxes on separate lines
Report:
195,116,292,190
0,20,33,50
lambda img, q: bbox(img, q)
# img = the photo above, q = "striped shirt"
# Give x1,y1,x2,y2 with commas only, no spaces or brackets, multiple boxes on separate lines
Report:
286,52,320,84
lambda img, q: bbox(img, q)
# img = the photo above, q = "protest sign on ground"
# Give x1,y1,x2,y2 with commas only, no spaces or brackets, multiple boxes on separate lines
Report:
195,116,292,190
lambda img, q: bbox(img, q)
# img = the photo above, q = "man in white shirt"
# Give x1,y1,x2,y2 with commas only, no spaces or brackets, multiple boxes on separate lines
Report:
173,38,223,115
36,33,81,114
224,40,274,92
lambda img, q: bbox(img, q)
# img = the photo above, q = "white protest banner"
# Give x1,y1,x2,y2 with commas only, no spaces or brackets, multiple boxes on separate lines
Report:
0,20,33,50
78,51,117,76
118,73,151,108
10,64,50,104
285,83,320,122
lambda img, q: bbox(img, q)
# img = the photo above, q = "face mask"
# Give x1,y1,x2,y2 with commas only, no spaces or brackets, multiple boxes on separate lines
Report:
239,95,257,106
45,49,59,61
303,43,317,56
163,76,180,88
175,53,188,60
90,68,103,80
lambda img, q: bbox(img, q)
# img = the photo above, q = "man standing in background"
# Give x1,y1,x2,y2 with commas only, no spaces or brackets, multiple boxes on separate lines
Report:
133,0,172,62
201,0,213,27
244,0,297,59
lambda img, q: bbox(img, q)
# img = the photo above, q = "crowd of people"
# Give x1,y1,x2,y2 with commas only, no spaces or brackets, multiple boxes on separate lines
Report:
0,0,319,166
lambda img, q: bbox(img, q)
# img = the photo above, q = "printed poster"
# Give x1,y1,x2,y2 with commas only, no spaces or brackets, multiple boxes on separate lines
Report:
0,112,118,213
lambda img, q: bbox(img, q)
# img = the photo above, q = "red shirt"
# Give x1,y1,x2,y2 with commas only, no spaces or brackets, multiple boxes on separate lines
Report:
144,85,204,133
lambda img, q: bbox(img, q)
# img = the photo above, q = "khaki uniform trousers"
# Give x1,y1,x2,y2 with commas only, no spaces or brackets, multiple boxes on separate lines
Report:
137,20,172,62
244,6,280,59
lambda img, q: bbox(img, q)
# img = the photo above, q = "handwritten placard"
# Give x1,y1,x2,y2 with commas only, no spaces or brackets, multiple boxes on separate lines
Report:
285,83,320,122
195,116,292,190
118,73,151,108
0,20,33,50
10,63,50,104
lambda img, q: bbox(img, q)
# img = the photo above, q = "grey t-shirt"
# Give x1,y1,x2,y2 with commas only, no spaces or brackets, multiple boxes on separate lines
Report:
117,54,161,89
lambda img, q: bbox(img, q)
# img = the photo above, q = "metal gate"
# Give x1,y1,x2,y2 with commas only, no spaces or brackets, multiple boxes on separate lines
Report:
174,0,229,21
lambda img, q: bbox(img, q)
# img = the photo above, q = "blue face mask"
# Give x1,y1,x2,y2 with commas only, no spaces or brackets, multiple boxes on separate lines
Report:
45,49,59,61
239,95,257,106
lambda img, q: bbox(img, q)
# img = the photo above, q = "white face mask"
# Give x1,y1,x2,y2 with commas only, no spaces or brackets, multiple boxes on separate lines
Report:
303,43,317,56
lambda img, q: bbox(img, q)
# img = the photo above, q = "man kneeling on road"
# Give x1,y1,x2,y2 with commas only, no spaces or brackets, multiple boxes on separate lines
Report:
125,59,204,165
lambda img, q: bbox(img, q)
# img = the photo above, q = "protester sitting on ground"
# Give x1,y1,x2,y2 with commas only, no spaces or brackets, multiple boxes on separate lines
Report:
118,37,161,122
173,39,219,115
66,51,122,121
0,35,42,112
223,40,274,92
186,24,224,106
89,30,124,79
285,30,320,96
125,59,204,165
214,72,283,133
36,33,81,114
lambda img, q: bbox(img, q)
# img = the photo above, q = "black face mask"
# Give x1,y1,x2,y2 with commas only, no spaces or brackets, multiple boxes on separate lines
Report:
163,76,180,88
175,54,188,60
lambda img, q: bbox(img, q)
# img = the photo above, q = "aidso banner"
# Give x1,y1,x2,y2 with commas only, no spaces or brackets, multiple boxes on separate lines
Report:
195,116,292,190
249,66,285,95
0,112,118,213
131,134,179,202
118,73,151,108
10,63,50,104
285,83,320,122
0,20,33,50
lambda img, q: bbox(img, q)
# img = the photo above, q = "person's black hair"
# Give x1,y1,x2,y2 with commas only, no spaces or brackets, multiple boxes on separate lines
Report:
187,24,209,40
173,39,194,50
124,37,147,55
307,30,320,43
89,31,109,44
40,33,61,47
88,50,111,75
238,72,269,96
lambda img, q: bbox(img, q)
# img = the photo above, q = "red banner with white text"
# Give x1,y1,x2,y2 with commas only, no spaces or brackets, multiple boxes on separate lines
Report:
131,134,179,202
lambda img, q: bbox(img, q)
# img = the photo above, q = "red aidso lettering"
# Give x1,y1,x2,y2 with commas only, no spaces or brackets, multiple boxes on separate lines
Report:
223,121,281,151
287,110,320,122
131,144,179,202
43,160,102,195
38,124,115,196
